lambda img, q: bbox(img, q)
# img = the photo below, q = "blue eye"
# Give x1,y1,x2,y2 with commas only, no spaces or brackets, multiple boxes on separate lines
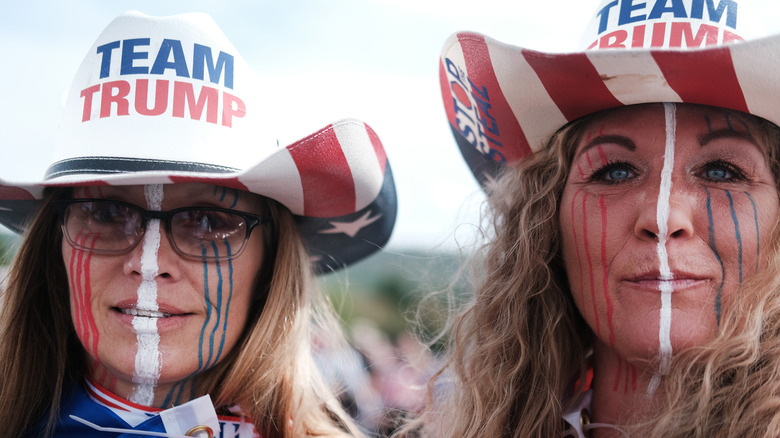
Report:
607,168,630,181
706,167,730,180
701,160,744,182
591,161,635,184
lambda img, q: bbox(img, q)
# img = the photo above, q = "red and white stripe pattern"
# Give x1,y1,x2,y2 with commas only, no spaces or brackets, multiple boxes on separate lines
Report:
86,379,259,437
239,118,387,218
440,31,780,167
0,119,387,219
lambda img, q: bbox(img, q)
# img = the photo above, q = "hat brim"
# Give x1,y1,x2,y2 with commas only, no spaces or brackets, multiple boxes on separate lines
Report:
0,119,396,274
440,31,780,183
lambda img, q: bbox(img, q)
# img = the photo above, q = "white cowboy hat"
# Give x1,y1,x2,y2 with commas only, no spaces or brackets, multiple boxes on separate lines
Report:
0,11,397,273
439,0,776,184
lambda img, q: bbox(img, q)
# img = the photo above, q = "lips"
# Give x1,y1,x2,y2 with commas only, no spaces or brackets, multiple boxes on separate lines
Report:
111,302,194,333
621,269,711,292
112,300,191,320
119,308,172,318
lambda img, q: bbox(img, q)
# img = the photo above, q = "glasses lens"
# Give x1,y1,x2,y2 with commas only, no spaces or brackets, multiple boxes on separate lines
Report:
63,201,143,252
170,209,248,258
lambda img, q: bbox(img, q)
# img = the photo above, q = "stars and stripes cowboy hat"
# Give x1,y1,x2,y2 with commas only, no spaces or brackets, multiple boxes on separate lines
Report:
439,0,774,186
0,11,397,273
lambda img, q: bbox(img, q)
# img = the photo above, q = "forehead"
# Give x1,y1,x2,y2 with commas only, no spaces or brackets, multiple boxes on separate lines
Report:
583,103,759,135
572,103,776,158
71,183,261,209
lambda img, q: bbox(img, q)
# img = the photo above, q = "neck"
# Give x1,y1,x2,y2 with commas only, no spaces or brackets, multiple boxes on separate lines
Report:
87,362,199,409
589,341,665,437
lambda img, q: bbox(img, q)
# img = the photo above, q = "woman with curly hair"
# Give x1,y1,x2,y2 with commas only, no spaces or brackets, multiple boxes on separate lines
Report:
418,0,780,436
0,11,397,438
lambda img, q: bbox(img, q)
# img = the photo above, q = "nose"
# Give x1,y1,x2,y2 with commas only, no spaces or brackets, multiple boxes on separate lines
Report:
634,190,696,242
123,219,180,279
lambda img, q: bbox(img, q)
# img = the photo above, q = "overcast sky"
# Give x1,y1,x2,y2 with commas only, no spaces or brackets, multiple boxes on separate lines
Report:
3,0,780,251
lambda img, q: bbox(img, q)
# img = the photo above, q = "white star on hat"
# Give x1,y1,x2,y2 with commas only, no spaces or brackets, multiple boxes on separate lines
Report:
320,210,381,238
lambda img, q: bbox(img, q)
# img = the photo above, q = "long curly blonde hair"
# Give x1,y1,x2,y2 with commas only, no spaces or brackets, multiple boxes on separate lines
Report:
411,107,780,437
0,188,361,438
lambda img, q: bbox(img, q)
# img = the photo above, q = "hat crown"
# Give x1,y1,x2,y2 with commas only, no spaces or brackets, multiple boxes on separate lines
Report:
52,11,276,177
579,0,763,51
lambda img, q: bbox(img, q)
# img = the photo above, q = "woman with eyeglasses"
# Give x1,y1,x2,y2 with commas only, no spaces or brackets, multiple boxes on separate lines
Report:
0,12,396,438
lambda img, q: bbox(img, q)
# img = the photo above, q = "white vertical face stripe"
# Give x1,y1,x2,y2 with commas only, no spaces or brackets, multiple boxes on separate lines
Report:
333,121,383,210
488,43,568,153
130,184,163,406
648,103,677,396
587,51,683,105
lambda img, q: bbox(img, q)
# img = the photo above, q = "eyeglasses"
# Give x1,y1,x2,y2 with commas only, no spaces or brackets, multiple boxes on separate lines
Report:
54,198,269,260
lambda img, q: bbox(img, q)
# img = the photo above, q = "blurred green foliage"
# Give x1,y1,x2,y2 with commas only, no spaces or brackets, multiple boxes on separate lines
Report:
0,232,21,266
319,249,472,353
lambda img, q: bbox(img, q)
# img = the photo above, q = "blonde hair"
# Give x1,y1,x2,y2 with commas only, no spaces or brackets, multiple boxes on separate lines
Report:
0,188,362,438
408,105,780,437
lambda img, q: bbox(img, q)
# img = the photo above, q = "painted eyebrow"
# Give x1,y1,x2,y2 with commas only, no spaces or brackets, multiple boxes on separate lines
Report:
577,134,637,159
698,129,758,147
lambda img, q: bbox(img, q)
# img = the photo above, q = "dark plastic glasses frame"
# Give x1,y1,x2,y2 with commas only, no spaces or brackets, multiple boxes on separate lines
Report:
53,198,270,261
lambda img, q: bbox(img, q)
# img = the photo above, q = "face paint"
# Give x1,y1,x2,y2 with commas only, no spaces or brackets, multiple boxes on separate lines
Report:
726,191,744,284
210,241,235,365
71,232,100,359
581,192,602,338
745,192,760,273
129,184,163,406
64,183,264,408
599,195,616,348
613,357,638,394
705,188,726,325
74,186,105,198
162,203,238,407
561,104,780,401
204,243,222,368
570,188,587,309
647,103,677,396
214,185,240,209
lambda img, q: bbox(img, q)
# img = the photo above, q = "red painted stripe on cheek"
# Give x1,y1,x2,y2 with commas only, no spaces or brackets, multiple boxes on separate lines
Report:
600,195,616,348
74,234,90,348
613,356,623,392
82,234,100,358
69,232,84,344
597,145,608,166
571,189,586,307
582,193,601,337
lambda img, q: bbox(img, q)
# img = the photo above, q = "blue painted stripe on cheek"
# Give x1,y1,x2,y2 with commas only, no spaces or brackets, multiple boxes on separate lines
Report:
205,242,224,369
168,244,215,405
726,190,743,284
162,383,177,407
745,192,760,272
214,240,234,363
706,188,725,325
229,189,239,209
198,244,212,371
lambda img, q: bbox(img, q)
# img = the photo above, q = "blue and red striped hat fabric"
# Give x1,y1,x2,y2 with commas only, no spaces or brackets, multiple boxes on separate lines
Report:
440,0,778,185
